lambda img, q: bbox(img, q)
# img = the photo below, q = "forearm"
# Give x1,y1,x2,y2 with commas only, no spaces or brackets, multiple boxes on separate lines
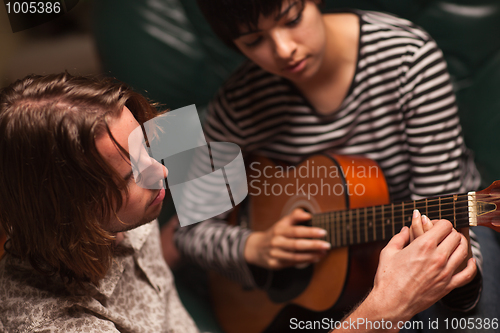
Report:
332,291,408,333
174,219,257,287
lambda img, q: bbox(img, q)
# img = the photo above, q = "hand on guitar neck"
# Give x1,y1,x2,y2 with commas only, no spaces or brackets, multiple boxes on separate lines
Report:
244,208,332,269
339,213,476,333
410,209,474,276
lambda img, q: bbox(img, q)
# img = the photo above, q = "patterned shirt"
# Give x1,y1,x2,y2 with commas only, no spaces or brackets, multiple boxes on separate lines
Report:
0,221,199,333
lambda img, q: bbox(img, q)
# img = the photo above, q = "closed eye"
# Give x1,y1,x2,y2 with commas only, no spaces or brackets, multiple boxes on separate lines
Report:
244,36,264,48
286,12,302,27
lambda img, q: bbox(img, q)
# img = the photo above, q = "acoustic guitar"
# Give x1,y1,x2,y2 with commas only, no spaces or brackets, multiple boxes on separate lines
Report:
209,154,500,333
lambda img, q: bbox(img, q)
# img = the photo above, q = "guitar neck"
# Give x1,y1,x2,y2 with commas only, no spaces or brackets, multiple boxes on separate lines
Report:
311,192,477,248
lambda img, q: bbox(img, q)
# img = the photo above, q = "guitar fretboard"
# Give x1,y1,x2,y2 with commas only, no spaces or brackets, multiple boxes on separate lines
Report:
311,193,471,248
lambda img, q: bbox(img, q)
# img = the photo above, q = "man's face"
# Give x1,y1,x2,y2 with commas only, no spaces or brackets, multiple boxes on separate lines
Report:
233,0,326,84
96,106,168,233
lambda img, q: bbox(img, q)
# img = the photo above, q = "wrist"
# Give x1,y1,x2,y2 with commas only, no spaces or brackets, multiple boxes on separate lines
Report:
362,287,412,325
244,231,263,266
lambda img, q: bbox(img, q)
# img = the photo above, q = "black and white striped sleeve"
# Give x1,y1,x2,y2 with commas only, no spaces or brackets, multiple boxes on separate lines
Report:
174,91,258,288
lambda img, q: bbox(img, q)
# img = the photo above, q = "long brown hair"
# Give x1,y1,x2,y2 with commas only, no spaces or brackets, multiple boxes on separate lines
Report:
0,73,160,286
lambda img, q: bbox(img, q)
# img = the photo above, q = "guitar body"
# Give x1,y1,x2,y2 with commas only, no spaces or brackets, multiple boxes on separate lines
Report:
209,154,390,333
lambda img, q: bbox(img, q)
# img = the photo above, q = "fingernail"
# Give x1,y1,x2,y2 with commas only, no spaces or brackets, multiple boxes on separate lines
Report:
413,209,420,218
318,229,327,236
322,242,331,249
422,215,428,224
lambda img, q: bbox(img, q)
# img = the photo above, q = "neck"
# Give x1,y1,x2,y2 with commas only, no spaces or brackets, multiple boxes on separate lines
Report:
114,232,125,245
295,15,342,90
311,193,474,248
293,13,360,115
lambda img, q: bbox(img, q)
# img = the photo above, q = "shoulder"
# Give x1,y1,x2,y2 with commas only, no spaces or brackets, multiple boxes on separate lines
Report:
355,10,444,75
358,10,431,44
0,263,57,330
0,256,101,333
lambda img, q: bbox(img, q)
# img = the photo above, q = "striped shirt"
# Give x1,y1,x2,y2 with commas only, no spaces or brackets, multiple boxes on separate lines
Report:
175,10,481,309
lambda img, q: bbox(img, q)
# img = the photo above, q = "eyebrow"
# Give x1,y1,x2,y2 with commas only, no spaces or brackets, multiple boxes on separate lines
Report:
275,1,298,21
237,1,299,37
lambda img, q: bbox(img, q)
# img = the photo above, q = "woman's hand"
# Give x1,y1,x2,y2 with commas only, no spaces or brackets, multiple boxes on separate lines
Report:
244,209,331,269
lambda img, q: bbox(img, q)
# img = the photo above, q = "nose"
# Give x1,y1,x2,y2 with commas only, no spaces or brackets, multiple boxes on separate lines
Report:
136,158,168,189
271,29,296,60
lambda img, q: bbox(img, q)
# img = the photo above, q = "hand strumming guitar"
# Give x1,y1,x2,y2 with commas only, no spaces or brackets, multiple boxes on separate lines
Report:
244,208,331,269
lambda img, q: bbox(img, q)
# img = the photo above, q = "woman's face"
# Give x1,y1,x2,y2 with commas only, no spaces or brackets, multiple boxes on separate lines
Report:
233,0,326,84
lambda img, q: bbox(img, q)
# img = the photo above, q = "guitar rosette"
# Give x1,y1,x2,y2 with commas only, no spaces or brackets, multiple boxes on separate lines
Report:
128,105,248,226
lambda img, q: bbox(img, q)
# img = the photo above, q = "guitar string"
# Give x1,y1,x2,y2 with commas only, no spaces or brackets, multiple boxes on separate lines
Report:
312,211,471,235
307,193,498,246
312,206,471,229
314,193,498,217
312,206,473,246
312,193,498,224
313,205,470,223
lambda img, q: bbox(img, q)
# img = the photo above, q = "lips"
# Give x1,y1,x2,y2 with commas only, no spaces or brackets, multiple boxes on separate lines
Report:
283,57,307,73
149,188,166,207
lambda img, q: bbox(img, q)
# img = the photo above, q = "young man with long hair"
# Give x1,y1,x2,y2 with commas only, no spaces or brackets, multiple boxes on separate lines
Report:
0,73,198,332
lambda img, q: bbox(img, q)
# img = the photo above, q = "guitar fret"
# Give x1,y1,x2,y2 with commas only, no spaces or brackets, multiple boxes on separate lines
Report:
328,213,336,247
364,207,368,243
453,194,457,228
439,197,441,219
349,210,353,245
342,210,347,247
335,212,342,246
372,206,376,241
381,205,385,240
356,209,360,244
391,203,395,237
401,201,404,230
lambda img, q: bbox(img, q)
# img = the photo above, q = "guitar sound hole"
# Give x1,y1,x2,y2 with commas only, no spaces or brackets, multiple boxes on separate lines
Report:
267,265,314,303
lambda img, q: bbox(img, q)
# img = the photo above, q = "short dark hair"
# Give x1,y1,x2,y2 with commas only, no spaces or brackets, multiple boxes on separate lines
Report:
0,73,160,286
197,0,320,49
